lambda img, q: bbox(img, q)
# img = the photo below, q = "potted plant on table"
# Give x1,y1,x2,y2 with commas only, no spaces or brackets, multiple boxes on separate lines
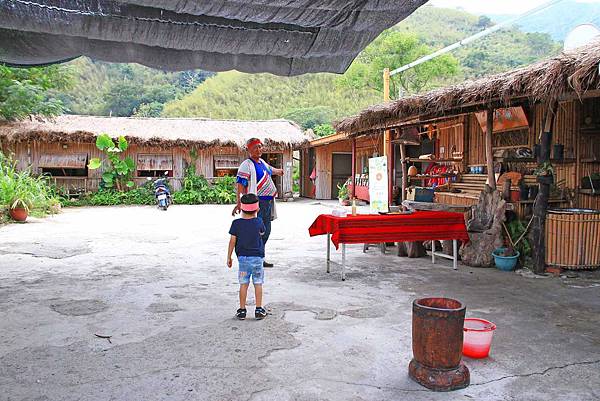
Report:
337,180,350,206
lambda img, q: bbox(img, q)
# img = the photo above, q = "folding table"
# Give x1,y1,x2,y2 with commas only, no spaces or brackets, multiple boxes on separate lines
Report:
308,211,470,280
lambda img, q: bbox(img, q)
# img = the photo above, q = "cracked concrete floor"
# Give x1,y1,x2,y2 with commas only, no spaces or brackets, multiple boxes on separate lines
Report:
1,200,600,401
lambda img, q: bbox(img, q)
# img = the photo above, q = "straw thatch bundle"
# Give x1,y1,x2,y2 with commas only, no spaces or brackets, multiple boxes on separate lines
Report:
0,115,312,149
335,40,600,134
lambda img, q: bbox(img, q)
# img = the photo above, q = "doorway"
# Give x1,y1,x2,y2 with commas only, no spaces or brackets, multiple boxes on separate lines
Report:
331,153,352,199
262,152,283,197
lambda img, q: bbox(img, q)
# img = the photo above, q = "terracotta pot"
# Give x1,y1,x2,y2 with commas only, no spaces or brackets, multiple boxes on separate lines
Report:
9,207,28,222
409,297,469,391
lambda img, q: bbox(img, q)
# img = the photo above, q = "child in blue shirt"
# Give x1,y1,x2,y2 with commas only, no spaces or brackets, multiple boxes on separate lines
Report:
227,193,267,320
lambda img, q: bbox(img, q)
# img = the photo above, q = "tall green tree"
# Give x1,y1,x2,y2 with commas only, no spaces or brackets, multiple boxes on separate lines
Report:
338,31,460,98
0,65,72,120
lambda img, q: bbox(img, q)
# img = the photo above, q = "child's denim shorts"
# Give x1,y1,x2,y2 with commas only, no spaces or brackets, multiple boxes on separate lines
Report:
238,256,264,285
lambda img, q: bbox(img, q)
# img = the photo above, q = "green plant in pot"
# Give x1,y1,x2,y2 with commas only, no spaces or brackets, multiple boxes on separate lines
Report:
8,196,32,222
337,181,350,206
533,161,555,185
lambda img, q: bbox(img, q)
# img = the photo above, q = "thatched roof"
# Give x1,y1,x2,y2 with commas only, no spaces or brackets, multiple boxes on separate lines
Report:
0,115,312,149
335,41,600,134
0,0,426,76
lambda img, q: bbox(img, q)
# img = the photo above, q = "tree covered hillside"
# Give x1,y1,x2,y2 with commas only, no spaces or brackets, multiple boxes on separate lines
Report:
58,58,212,117
396,5,562,79
162,72,382,129
164,6,561,123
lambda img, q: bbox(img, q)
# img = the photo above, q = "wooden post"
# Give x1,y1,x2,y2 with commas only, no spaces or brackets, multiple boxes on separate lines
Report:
400,143,408,201
383,68,392,205
351,137,356,199
531,101,558,274
485,108,496,190
383,68,391,103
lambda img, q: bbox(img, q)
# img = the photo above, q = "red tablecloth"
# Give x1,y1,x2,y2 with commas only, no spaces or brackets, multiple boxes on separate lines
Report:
308,211,469,249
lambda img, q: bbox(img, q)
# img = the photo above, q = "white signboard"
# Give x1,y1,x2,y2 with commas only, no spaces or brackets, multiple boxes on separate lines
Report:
368,156,389,213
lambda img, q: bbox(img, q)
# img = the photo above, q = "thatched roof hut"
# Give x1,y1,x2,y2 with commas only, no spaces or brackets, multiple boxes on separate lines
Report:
335,40,600,134
0,115,311,149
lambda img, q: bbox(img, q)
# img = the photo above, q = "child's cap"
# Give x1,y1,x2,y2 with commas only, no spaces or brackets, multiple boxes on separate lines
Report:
241,193,259,212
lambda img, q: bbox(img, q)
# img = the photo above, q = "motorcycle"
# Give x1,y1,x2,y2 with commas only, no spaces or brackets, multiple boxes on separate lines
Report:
149,172,172,210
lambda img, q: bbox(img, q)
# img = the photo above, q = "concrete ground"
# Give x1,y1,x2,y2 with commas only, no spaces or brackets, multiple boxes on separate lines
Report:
1,200,599,401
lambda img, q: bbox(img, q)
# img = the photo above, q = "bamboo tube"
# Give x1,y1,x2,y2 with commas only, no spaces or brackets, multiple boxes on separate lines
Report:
546,214,552,265
569,214,575,267
581,216,587,266
559,215,564,267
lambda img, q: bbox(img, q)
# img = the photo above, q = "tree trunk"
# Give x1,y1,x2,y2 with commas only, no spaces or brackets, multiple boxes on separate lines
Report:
406,241,427,258
486,108,497,190
531,101,558,274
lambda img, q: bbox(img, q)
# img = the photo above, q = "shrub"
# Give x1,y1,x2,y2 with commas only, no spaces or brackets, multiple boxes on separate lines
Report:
0,151,61,219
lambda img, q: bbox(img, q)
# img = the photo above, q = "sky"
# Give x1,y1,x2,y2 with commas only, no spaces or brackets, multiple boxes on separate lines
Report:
429,0,600,15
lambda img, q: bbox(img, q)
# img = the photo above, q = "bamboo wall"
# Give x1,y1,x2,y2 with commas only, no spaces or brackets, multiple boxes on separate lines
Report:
461,99,600,210
2,140,292,196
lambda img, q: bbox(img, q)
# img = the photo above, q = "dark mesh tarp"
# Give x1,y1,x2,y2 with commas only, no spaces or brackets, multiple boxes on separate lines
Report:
0,0,427,75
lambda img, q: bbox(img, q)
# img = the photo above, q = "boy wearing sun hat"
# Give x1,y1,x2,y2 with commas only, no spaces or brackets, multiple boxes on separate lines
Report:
227,193,268,320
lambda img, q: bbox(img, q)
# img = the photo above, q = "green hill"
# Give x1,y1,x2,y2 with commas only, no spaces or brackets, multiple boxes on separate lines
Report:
162,71,382,125
58,58,212,117
163,7,561,122
396,6,562,79
56,6,562,125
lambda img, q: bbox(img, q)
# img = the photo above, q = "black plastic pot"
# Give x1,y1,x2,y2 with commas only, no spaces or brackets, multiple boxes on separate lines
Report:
533,144,541,159
553,144,564,161
529,185,539,199
519,185,529,201
537,175,554,185
582,177,600,190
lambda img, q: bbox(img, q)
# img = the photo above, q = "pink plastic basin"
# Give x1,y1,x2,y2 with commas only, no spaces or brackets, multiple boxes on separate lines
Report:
463,318,496,358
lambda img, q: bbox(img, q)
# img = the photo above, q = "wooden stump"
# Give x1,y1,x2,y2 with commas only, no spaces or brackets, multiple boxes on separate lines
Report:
397,241,426,258
407,241,427,258
397,242,408,257
459,185,507,267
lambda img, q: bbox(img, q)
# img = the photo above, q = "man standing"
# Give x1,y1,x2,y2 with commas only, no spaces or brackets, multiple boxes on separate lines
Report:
232,138,284,267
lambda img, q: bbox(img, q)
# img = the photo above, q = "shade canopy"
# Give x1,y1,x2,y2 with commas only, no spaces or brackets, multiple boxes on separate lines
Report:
0,0,427,76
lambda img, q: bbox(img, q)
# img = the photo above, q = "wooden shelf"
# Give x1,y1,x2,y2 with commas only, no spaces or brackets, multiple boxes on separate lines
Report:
579,189,599,195
581,159,600,163
408,158,462,163
512,199,567,204
498,158,576,163
409,175,457,179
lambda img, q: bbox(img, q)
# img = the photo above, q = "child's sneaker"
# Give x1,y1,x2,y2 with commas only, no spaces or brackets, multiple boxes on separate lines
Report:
236,308,247,320
255,307,267,320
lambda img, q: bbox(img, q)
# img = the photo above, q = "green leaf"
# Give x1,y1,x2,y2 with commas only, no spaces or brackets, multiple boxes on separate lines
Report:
88,158,102,169
126,181,135,188
102,172,114,183
118,136,128,151
124,157,135,171
96,134,114,150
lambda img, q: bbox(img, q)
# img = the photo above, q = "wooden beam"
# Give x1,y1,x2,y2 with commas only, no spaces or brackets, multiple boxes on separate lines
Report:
485,108,497,190
531,100,559,274
400,144,408,201
351,138,356,199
